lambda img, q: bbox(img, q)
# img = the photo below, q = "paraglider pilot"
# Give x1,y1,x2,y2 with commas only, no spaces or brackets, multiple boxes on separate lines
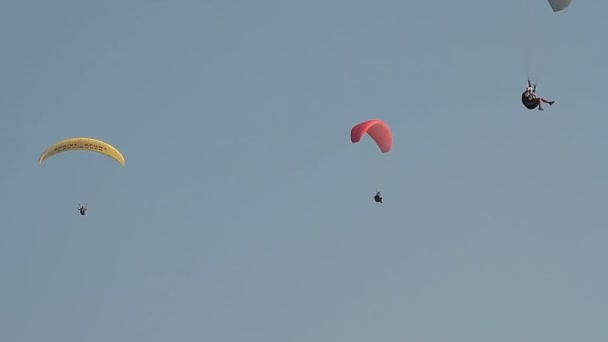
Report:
78,204,87,216
522,80,554,111
374,191,383,203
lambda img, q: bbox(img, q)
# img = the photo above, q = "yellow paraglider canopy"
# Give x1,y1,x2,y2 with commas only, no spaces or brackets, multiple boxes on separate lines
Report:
39,137,125,166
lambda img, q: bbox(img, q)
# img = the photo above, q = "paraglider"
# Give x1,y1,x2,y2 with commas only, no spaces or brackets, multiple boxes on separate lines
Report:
548,0,571,12
520,1,569,109
39,138,124,216
39,137,126,166
522,80,554,111
351,119,393,203
78,204,87,216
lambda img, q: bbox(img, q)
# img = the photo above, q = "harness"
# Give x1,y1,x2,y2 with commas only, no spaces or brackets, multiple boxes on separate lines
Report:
521,92,539,109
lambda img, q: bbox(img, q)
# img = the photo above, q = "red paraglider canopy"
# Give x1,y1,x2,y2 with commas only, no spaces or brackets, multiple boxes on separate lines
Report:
350,119,393,153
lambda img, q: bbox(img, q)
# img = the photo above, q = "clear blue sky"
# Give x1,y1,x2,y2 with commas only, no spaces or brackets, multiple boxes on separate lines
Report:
2,1,607,341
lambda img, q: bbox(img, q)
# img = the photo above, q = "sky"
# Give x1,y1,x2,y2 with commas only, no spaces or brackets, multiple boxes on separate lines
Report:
1,0,607,341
